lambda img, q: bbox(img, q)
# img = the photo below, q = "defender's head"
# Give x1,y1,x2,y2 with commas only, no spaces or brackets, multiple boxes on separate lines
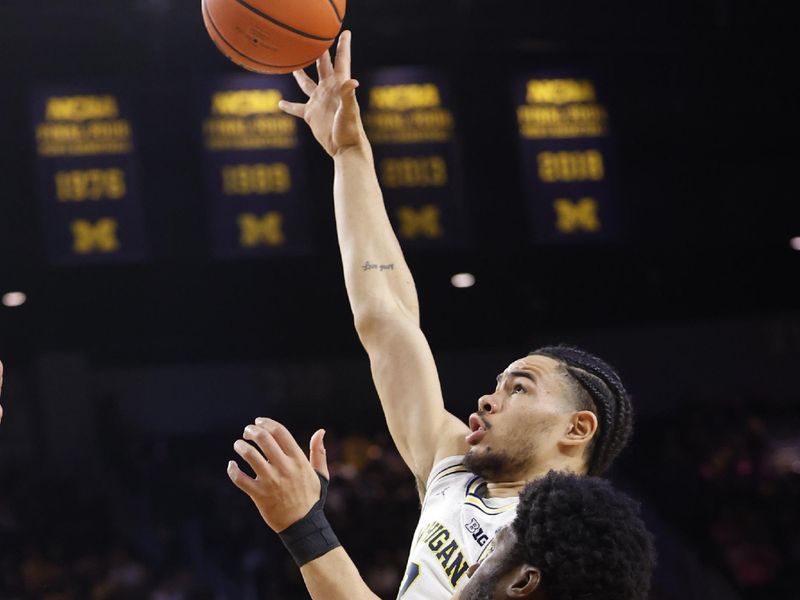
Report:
454,471,656,600
463,345,633,481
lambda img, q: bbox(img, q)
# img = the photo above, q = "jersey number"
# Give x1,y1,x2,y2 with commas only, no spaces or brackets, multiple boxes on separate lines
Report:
398,562,421,598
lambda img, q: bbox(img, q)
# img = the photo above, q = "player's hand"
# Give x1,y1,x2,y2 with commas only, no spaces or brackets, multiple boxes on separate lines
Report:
228,417,329,532
278,30,365,157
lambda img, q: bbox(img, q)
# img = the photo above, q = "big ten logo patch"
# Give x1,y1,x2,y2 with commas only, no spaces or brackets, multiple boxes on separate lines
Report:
465,518,489,546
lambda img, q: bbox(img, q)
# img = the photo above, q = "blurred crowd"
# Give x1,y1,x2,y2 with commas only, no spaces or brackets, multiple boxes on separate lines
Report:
0,427,419,600
621,395,800,600
1,394,799,599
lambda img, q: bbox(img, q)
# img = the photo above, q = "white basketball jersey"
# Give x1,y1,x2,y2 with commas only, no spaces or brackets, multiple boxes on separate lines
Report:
396,456,519,600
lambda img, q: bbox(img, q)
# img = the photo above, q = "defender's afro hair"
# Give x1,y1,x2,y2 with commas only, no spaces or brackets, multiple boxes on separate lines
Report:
511,470,656,600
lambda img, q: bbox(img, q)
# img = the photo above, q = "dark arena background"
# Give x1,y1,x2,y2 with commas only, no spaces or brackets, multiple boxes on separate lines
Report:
1,1,799,598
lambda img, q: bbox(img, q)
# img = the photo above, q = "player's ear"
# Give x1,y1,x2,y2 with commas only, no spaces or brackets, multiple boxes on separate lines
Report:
562,410,598,446
506,564,541,598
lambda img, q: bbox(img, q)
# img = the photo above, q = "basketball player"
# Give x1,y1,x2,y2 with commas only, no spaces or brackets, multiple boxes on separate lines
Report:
278,31,634,598
228,418,655,600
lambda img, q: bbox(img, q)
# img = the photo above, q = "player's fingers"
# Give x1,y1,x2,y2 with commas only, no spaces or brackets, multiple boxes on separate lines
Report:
233,438,272,479
316,50,334,80
277,100,306,119
309,429,329,479
227,460,260,497
243,424,290,468
293,69,318,97
339,79,360,111
334,30,351,79
254,418,306,463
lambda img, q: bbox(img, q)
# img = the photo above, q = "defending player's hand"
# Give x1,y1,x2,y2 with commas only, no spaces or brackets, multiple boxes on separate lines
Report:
278,30,365,157
228,417,329,532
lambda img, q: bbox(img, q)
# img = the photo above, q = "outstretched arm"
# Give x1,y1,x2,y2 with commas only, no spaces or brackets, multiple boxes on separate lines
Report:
280,33,469,487
228,419,380,600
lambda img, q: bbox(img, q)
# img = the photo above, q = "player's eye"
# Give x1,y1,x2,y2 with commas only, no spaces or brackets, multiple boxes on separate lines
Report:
512,383,525,394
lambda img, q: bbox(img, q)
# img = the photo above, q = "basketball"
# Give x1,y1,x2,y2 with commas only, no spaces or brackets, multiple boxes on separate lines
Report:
202,0,346,74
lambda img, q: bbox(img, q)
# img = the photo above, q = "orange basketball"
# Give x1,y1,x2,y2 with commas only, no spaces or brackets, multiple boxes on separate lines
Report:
202,0,346,74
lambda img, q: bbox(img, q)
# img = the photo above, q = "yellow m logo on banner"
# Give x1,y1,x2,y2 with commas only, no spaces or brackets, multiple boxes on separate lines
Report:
553,198,601,233
71,218,120,254
396,205,443,239
237,212,286,247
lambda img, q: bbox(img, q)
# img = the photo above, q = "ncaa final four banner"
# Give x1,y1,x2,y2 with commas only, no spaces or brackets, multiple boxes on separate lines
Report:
514,74,620,242
361,67,465,249
31,85,147,264
199,74,311,258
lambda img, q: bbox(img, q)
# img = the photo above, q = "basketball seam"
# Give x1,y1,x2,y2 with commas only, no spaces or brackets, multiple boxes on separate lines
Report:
233,0,336,41
326,0,343,23
203,0,316,70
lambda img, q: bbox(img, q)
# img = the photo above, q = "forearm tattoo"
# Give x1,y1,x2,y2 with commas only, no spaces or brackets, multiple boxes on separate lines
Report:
362,260,395,272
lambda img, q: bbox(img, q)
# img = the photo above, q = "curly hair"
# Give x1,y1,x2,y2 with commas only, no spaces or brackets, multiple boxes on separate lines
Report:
530,345,633,475
510,470,655,600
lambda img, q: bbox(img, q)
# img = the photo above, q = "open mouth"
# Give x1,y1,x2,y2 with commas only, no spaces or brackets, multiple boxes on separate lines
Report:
469,414,485,432
466,413,487,445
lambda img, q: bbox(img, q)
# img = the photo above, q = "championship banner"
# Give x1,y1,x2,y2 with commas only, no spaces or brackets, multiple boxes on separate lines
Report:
32,86,147,263
362,67,465,249
515,74,619,242
200,75,311,258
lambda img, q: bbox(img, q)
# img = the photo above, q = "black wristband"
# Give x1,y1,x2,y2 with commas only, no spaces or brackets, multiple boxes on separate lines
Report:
278,472,341,567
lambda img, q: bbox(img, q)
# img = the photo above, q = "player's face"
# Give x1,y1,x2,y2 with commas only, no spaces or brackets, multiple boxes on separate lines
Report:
464,354,574,481
453,526,523,600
